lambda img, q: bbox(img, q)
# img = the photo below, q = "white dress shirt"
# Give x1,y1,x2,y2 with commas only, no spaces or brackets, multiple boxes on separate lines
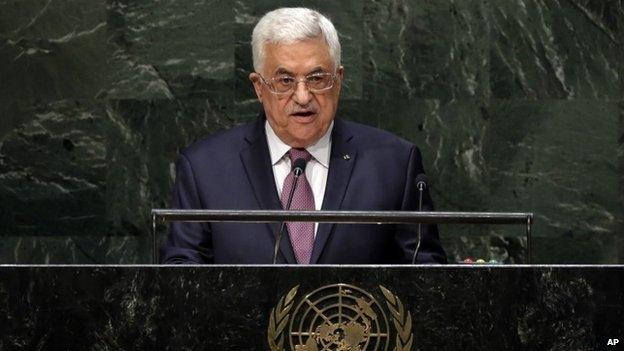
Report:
265,121,333,235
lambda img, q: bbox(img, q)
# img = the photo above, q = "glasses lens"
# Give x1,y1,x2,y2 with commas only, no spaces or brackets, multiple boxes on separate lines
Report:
266,73,335,94
307,73,333,91
272,76,295,93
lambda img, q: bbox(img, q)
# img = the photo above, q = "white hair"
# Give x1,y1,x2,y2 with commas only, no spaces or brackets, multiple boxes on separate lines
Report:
251,7,341,73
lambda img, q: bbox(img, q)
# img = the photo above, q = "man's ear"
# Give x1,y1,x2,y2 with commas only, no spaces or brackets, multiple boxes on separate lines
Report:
337,65,344,79
249,72,264,102
335,65,345,92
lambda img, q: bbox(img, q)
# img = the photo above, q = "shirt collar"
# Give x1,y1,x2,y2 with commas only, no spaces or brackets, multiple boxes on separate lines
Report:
265,120,333,168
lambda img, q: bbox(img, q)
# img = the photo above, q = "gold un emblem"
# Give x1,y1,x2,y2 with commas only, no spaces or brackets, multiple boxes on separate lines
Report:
268,284,414,351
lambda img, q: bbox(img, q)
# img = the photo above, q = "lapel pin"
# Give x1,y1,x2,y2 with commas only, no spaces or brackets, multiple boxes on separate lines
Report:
342,154,351,160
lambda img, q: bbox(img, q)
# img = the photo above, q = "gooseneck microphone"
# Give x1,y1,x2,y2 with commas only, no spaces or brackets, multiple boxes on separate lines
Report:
272,158,308,264
411,173,428,264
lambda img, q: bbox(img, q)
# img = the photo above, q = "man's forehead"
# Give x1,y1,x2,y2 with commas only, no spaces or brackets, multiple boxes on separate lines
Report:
274,66,327,75
263,38,333,74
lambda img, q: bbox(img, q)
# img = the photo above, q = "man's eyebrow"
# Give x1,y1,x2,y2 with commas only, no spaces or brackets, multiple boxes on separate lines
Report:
306,67,327,75
274,67,294,75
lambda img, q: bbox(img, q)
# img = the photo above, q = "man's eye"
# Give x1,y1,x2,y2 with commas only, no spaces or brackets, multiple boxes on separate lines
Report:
307,75,323,82
277,77,295,85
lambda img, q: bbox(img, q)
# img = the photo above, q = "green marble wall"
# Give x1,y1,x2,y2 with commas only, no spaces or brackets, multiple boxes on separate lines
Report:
0,0,622,263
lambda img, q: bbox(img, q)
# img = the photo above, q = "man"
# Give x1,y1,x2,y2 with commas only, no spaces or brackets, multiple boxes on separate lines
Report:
161,7,446,264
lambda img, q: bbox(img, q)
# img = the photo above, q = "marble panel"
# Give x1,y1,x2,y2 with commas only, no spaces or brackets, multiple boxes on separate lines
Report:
489,0,623,99
364,0,491,101
0,266,622,349
483,100,621,238
0,0,110,99
0,98,228,239
0,235,148,264
104,0,235,100
0,99,109,236
619,101,624,261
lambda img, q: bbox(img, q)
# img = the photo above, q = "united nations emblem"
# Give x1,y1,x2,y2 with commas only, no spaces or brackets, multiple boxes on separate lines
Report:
268,284,414,351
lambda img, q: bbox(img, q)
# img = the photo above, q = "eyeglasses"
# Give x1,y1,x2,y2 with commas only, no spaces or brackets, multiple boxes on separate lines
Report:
258,72,337,95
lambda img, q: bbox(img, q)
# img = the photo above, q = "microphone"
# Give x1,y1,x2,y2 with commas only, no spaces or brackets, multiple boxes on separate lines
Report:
292,158,306,177
411,173,427,264
272,158,308,264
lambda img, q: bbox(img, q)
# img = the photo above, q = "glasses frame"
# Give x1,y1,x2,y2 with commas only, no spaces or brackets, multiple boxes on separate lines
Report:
257,71,338,95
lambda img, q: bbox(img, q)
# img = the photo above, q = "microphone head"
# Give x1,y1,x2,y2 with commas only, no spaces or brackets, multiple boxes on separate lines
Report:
415,173,428,190
292,158,307,176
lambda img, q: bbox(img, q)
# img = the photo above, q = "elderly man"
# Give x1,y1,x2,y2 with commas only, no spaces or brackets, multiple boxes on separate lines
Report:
161,7,446,264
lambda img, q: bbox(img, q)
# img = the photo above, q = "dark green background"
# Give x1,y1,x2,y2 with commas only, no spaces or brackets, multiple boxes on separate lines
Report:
0,0,622,263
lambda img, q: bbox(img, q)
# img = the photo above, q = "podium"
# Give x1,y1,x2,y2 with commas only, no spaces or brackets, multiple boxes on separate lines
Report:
2,210,619,349
0,265,621,349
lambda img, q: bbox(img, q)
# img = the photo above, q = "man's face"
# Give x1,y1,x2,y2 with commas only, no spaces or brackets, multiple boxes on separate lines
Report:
250,37,343,148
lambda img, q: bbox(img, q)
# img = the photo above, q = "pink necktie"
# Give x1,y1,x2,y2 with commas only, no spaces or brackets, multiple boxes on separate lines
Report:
280,148,315,264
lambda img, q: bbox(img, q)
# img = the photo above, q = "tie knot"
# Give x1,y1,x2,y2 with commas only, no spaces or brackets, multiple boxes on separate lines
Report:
289,148,312,163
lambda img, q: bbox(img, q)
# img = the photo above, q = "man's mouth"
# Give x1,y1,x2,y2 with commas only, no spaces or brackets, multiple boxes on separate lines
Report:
291,111,316,118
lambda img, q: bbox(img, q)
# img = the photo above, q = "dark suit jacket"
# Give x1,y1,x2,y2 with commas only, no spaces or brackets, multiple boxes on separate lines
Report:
161,115,446,264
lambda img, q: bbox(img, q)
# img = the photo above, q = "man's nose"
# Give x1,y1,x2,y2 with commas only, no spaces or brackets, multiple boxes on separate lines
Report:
292,81,312,105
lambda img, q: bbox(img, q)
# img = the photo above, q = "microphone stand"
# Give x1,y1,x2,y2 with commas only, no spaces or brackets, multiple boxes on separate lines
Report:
411,176,426,264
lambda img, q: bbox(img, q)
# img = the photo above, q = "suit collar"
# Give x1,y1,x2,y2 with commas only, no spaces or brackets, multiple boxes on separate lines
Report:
240,113,297,263
310,118,357,263
305,122,333,168
264,121,291,165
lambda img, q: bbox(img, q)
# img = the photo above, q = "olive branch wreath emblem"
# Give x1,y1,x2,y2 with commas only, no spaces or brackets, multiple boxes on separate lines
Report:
379,285,413,351
268,285,299,351
267,285,414,351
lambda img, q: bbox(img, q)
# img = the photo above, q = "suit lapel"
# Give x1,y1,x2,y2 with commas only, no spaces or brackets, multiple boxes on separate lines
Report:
240,116,297,264
310,119,357,263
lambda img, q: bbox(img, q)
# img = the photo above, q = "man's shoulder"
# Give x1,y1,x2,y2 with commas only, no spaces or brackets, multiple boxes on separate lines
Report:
338,119,415,150
181,120,256,161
